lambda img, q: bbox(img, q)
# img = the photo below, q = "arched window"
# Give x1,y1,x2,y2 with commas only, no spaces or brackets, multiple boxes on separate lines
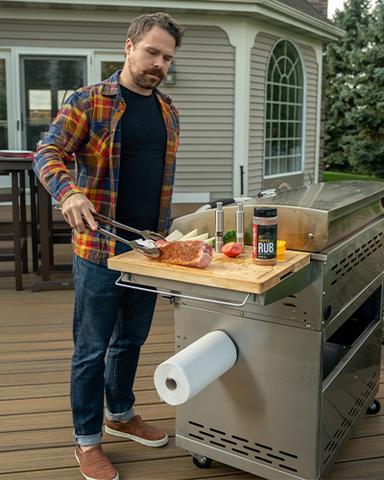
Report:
264,40,304,177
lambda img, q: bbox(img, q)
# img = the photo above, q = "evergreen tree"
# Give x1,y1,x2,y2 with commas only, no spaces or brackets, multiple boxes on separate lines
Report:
343,0,384,175
324,0,371,171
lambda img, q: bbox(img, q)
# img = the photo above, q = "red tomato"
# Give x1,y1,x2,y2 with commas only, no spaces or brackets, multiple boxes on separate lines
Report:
221,242,242,258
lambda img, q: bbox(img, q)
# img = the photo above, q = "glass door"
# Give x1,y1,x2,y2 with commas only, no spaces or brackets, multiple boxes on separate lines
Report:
0,52,11,149
20,55,87,150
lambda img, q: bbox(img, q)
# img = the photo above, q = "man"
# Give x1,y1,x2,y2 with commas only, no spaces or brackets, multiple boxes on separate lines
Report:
33,12,184,480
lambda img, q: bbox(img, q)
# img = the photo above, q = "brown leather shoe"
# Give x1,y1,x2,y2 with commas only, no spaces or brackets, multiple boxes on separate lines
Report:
105,415,168,447
75,444,119,480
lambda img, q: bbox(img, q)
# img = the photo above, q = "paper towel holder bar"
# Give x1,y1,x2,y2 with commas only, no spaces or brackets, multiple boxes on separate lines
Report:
165,378,177,391
115,274,251,307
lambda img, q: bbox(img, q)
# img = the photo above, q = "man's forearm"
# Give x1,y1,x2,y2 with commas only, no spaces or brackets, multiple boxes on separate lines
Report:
33,144,82,205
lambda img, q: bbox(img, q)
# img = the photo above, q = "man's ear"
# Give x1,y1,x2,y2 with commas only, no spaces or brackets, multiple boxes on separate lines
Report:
124,38,133,56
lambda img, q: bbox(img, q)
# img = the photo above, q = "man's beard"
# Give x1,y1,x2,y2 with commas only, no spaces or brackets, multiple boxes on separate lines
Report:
129,64,164,91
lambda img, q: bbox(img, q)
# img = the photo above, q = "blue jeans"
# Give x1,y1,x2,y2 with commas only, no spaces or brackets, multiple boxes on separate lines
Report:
71,243,157,446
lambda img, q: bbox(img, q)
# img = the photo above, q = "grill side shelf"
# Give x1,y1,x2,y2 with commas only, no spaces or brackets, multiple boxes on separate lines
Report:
108,247,311,297
115,262,314,307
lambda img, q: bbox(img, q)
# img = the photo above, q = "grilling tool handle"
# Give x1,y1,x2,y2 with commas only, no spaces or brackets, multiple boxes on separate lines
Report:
116,274,251,307
93,212,144,237
53,207,159,256
53,206,164,241
92,212,165,241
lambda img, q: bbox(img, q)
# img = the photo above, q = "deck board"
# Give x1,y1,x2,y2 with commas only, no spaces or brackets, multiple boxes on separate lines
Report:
0,271,384,479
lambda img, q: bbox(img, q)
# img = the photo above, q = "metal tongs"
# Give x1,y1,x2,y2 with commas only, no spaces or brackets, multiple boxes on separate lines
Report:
92,212,162,257
55,207,162,257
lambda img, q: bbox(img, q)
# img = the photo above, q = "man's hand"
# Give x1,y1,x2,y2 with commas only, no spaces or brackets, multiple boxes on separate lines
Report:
61,193,98,233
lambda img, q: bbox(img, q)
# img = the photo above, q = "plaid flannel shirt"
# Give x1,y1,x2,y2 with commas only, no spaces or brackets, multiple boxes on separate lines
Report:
33,70,180,265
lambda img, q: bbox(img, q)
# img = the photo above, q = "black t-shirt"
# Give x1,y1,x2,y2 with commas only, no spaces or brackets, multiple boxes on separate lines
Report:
115,85,167,240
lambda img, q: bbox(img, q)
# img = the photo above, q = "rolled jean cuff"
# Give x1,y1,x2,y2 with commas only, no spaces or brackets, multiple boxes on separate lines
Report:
106,407,135,422
74,431,103,446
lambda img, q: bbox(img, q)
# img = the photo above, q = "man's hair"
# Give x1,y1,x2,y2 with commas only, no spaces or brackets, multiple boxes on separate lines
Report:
127,12,184,48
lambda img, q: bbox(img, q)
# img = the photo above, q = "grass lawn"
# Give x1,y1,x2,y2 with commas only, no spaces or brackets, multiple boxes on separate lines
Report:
323,171,384,182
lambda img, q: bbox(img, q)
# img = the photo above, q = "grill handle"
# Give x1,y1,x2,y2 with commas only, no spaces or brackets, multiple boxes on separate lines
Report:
115,274,251,307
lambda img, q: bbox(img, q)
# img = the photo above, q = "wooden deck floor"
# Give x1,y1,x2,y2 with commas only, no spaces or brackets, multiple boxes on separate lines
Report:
1,269,384,479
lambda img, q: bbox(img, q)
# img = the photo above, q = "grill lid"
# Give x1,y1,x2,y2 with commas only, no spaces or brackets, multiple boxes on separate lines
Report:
171,182,384,252
255,181,384,221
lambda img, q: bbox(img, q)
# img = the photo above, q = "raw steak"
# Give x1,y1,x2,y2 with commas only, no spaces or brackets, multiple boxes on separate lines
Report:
155,240,212,268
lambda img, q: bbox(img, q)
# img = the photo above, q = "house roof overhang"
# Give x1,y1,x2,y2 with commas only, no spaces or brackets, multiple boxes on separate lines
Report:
0,0,345,42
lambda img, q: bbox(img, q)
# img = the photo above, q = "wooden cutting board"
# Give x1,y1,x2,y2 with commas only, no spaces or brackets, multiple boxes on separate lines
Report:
108,246,310,295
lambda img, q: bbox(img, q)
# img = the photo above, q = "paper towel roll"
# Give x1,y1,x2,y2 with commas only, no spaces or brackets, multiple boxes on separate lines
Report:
154,330,237,406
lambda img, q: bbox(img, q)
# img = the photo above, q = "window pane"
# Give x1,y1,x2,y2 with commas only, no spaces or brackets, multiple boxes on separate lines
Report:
295,61,304,86
297,86,303,104
272,85,279,102
271,159,278,175
279,140,287,156
101,60,123,79
265,142,271,158
274,42,285,59
281,85,288,102
278,122,283,139
272,103,279,119
264,41,304,176
272,140,279,156
58,89,75,106
278,59,286,76
267,57,275,82
265,122,271,138
280,156,287,173
266,102,271,120
22,56,86,150
28,90,52,130
265,158,270,175
272,66,280,83
0,59,8,149
286,42,298,61
272,122,279,137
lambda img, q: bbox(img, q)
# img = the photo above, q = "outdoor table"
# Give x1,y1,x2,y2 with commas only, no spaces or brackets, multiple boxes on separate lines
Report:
0,152,36,275
0,151,73,291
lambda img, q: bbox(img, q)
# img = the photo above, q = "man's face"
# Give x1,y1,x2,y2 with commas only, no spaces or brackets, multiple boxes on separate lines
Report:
124,25,176,91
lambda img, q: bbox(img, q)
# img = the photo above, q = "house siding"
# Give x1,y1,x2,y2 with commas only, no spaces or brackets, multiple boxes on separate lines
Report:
248,31,318,195
0,20,235,200
0,19,127,49
301,42,319,185
169,26,235,200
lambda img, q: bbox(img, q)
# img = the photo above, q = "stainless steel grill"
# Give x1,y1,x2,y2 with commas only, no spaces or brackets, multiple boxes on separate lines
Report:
114,181,384,480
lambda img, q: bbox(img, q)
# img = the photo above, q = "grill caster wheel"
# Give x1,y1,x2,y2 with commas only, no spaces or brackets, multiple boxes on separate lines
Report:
192,454,212,469
366,399,381,415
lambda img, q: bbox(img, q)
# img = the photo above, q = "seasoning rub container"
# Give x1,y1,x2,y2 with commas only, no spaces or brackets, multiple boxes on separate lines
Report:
252,207,278,265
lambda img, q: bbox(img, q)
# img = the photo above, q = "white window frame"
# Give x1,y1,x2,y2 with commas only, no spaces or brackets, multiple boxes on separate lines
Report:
0,49,15,149
10,47,92,149
263,39,307,179
92,50,124,82
0,50,14,188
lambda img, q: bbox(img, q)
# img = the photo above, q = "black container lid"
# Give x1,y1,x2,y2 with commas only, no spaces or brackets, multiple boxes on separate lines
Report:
254,207,277,217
